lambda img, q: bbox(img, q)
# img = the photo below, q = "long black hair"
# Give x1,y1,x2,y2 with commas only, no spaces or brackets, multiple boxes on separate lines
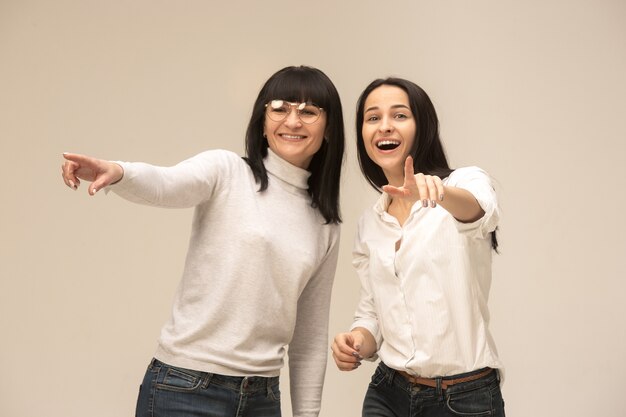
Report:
356,78,498,251
244,66,345,224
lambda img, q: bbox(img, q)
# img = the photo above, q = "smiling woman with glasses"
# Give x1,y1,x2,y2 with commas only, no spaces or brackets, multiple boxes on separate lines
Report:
61,66,345,417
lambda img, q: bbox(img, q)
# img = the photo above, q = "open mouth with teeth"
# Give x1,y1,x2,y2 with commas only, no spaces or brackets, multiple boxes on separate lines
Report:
376,140,400,151
280,134,307,141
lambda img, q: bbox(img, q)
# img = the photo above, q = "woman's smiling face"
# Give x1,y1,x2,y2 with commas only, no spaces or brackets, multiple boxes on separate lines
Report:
263,100,327,169
361,85,416,185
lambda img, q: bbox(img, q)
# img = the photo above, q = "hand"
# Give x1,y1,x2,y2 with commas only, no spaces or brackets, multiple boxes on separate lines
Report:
61,152,124,195
382,156,444,208
331,330,366,371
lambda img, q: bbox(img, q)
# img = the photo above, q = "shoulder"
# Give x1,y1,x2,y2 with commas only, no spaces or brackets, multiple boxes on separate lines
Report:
446,166,493,187
187,150,250,174
192,149,244,164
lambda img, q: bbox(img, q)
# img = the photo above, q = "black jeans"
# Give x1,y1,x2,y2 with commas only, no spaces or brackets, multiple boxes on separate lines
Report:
363,362,505,417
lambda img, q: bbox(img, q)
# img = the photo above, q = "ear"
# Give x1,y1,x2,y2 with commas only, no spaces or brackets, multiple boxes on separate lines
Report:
324,124,331,142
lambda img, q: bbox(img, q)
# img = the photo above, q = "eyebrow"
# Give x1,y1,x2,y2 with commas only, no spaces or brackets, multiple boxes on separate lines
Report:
364,104,411,113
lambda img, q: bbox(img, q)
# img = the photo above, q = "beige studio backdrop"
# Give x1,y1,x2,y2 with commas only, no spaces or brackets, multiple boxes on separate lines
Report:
1,1,625,416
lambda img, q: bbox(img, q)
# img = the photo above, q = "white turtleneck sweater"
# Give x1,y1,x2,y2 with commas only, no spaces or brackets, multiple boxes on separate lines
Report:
110,149,340,417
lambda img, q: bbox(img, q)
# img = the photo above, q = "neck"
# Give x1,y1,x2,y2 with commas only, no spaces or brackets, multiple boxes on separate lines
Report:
383,169,404,188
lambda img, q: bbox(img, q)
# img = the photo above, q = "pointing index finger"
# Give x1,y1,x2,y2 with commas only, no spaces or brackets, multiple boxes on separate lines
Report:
62,152,92,165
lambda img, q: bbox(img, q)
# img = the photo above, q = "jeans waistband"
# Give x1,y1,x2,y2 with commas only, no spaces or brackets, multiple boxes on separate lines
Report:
150,358,279,392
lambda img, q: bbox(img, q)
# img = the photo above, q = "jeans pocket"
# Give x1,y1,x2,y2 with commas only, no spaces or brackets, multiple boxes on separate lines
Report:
156,366,204,392
267,383,281,403
445,385,493,416
368,365,387,388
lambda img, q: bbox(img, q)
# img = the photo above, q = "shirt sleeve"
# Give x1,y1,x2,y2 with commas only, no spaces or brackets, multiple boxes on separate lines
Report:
288,226,340,417
107,150,239,208
447,166,500,239
350,218,383,351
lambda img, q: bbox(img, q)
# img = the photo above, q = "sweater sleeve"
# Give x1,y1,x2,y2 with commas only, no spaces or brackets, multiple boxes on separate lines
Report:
350,218,382,350
288,226,340,417
107,150,239,208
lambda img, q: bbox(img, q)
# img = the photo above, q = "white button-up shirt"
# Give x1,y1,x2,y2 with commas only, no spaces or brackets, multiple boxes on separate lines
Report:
351,166,503,378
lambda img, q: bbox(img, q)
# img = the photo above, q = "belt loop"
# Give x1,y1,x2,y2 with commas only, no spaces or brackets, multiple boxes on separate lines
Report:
435,377,443,399
266,378,273,398
201,373,212,389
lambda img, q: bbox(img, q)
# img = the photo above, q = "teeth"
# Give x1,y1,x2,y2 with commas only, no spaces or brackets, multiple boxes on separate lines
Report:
377,140,400,150
281,134,305,139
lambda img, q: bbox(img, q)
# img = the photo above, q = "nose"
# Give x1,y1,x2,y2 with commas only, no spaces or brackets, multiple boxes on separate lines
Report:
283,110,303,129
379,116,393,133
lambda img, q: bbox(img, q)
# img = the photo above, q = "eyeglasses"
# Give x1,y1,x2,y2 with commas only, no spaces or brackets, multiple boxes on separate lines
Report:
265,100,324,124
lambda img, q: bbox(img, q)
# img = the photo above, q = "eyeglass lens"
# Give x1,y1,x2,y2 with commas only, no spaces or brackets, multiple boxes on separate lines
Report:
266,100,322,124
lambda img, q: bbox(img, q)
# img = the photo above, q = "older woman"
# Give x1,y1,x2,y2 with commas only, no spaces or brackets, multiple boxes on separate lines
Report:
62,66,345,417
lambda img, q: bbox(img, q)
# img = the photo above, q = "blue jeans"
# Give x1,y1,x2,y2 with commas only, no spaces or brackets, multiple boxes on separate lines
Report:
362,362,505,417
136,358,281,417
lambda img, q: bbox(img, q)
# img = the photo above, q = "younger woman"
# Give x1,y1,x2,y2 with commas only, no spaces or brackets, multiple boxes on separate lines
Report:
332,78,505,417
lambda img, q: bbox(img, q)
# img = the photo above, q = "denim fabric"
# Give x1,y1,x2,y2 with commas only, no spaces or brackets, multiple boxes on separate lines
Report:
362,362,505,417
135,358,281,417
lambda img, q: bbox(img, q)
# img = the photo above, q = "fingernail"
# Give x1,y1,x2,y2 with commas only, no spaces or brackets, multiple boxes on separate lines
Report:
69,180,76,189
439,194,444,201
91,188,97,195
422,199,428,208
430,200,436,208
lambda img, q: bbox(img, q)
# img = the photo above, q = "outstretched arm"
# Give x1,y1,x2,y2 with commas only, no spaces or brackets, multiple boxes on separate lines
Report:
61,150,238,208
383,156,484,223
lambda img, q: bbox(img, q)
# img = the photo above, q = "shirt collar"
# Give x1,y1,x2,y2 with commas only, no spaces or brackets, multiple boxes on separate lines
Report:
373,192,392,215
264,148,311,191
373,192,424,219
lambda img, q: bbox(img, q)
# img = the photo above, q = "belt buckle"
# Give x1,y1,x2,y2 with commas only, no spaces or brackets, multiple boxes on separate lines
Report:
410,382,423,392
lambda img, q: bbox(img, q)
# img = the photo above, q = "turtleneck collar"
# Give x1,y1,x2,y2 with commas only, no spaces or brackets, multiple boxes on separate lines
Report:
264,148,311,191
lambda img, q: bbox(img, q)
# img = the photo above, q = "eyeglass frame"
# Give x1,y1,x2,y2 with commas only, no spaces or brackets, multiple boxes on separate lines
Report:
264,100,325,124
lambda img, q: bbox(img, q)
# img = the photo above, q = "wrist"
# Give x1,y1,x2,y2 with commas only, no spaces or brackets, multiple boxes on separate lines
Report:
109,162,125,185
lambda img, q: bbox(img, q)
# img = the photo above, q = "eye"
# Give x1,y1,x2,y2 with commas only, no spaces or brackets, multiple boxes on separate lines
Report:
269,100,289,113
271,106,288,114
394,113,409,120
365,115,379,122
300,108,317,116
